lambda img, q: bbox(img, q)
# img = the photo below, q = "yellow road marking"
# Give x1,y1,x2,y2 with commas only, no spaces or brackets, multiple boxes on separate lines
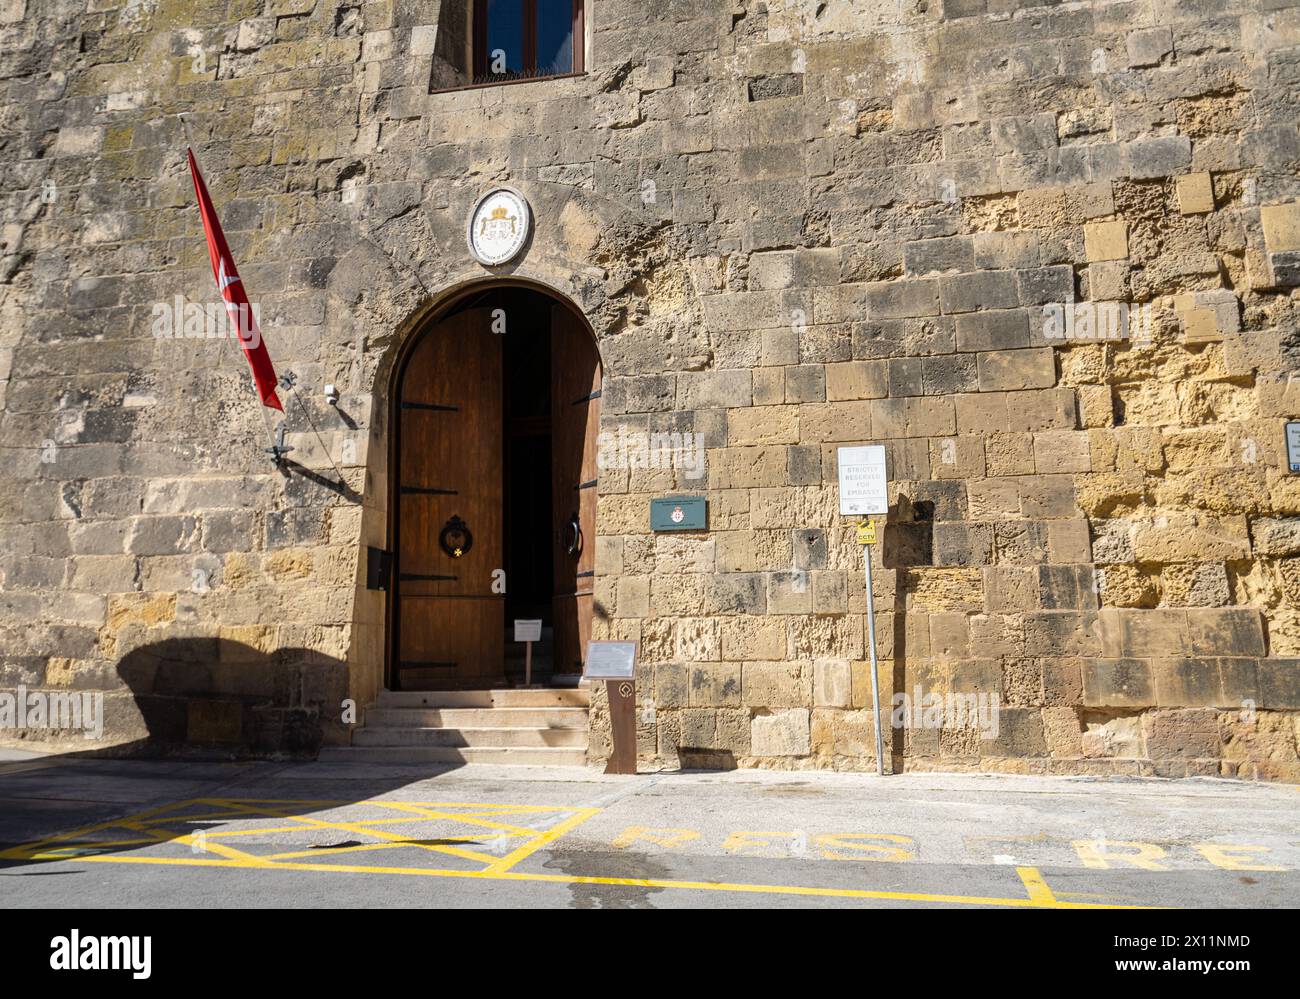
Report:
0,798,213,860
261,838,511,862
3,797,1166,909
209,799,503,867
65,852,1153,908
366,801,541,838
1017,867,1057,905
484,807,602,874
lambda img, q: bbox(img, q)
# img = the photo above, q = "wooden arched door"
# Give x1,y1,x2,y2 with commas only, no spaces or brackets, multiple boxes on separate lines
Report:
394,304,505,689
391,291,600,691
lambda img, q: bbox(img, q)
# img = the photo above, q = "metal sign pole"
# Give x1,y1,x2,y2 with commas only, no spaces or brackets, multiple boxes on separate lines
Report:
863,540,885,777
837,445,889,777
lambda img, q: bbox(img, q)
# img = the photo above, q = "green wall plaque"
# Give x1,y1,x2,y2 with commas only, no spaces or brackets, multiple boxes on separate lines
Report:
650,495,707,531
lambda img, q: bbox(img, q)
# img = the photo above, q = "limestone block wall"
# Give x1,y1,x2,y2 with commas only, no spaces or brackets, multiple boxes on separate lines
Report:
0,0,1297,776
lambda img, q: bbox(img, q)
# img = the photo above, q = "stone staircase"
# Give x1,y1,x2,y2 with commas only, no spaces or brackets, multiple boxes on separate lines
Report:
319,688,590,766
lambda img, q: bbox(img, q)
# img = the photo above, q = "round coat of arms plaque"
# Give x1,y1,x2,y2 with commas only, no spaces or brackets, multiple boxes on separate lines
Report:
467,187,531,267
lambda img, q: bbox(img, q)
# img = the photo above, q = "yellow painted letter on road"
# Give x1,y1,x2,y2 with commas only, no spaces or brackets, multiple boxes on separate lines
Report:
816,833,915,862
1193,843,1286,872
1072,839,1168,870
723,831,803,858
611,826,699,850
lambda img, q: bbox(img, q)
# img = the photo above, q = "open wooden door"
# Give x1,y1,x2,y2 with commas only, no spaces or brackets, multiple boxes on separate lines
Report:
395,308,506,690
550,305,601,680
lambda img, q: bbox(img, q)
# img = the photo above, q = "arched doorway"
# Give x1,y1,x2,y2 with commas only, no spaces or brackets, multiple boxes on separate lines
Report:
388,282,601,691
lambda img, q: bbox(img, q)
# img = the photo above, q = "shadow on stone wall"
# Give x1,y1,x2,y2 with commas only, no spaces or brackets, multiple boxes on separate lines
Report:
0,638,478,873
0,639,351,762
882,494,932,774
110,637,351,758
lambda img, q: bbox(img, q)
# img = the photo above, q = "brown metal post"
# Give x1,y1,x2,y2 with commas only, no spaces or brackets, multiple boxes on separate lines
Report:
604,679,637,774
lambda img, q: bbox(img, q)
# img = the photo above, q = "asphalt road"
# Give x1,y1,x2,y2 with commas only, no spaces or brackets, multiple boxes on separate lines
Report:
1,750,1296,909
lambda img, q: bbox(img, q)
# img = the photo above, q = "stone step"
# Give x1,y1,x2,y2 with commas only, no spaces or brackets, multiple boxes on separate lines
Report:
377,688,589,709
318,745,589,767
353,725,588,748
365,706,589,729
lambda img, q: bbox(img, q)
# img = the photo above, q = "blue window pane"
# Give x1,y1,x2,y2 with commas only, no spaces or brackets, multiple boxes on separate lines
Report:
485,0,524,76
536,0,574,75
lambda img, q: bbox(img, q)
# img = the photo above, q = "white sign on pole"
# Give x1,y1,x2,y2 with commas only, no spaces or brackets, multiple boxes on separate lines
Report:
837,445,889,515
585,641,638,679
514,619,542,642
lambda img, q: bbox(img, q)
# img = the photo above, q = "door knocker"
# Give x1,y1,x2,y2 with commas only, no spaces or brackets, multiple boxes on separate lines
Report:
564,512,582,557
439,515,473,558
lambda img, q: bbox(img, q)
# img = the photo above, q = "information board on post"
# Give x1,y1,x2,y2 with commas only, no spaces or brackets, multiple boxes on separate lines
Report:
837,445,889,516
584,641,637,680
513,619,542,643
513,619,543,687
586,641,639,775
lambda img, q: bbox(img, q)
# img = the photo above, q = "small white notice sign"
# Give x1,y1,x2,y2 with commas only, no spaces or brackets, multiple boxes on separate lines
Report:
514,619,542,642
1287,421,1300,473
585,641,638,679
837,445,889,515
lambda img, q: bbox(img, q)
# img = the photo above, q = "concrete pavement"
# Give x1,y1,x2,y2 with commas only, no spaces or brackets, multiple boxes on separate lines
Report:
1,750,1296,909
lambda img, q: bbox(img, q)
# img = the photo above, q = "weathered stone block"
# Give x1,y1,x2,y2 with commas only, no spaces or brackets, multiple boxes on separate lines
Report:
1125,26,1172,67
955,309,1030,351
1257,660,1300,709
1124,136,1191,179
903,236,974,276
750,708,811,756
933,522,993,567
1083,658,1154,707
824,360,887,401
1084,220,1128,262
784,365,825,402
984,707,1048,757
813,658,853,708
863,280,940,319
1260,202,1300,252
871,396,955,438
938,271,1019,313
727,405,799,445
1142,708,1221,760
1186,608,1266,657
721,616,786,660
1175,172,1215,215
977,348,1055,391
1025,610,1100,656
1252,517,1300,556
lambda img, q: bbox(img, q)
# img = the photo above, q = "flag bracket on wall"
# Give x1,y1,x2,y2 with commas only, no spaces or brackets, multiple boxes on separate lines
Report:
264,422,294,466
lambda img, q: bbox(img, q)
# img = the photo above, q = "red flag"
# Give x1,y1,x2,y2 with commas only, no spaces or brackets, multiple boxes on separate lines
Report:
187,148,283,412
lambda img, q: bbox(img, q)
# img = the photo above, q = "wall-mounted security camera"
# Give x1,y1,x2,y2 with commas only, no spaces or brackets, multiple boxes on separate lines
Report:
324,384,340,406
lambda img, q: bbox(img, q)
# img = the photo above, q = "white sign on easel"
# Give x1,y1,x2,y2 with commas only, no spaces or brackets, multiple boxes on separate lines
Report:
837,445,888,515
514,619,543,687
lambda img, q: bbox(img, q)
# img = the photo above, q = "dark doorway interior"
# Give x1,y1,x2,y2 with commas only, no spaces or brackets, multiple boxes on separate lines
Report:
502,292,555,678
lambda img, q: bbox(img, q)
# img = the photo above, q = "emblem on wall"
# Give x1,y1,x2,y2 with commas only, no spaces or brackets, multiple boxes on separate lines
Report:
467,187,531,266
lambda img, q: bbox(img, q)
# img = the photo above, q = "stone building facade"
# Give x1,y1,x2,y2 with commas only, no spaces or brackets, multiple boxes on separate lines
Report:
1,0,1298,778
